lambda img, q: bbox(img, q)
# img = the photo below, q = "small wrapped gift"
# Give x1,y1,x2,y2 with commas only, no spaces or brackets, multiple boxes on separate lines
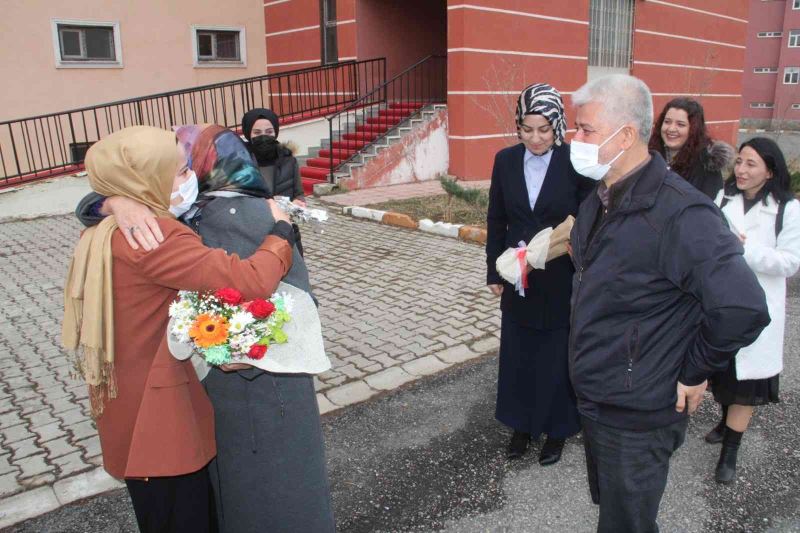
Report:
546,215,575,261
495,216,576,296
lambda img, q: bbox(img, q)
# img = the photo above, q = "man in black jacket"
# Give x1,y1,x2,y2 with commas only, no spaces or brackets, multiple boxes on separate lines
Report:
568,74,770,532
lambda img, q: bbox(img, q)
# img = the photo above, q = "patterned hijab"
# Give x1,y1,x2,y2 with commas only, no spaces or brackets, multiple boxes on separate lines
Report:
515,83,567,146
175,124,268,198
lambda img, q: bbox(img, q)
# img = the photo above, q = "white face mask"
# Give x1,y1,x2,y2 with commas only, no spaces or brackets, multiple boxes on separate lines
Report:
569,125,626,181
169,171,198,217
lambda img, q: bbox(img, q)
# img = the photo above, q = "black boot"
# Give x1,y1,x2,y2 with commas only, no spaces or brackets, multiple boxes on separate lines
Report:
715,427,743,484
506,431,530,459
538,437,565,466
705,405,729,444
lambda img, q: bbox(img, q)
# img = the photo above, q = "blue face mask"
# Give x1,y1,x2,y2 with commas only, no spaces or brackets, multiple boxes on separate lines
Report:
169,171,198,217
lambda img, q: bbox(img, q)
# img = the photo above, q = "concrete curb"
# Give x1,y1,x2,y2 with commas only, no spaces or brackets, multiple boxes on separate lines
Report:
316,334,500,415
0,467,123,529
0,335,500,528
342,206,487,245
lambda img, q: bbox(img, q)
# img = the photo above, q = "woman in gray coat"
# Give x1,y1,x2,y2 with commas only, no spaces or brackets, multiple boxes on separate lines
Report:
75,124,334,533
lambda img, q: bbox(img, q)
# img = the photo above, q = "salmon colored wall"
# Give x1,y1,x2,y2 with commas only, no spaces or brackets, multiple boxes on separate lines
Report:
0,0,267,121
631,0,748,148
356,0,447,80
449,0,749,181
447,0,590,180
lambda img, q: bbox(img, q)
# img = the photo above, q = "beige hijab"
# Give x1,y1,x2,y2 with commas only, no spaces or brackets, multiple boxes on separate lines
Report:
62,126,178,417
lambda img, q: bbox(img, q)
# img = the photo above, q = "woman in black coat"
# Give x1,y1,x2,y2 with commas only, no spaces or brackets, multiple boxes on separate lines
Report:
486,84,594,463
241,108,306,204
648,97,733,200
242,108,307,254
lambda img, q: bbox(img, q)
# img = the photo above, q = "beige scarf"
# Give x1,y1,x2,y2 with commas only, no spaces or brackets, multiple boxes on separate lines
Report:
62,126,178,417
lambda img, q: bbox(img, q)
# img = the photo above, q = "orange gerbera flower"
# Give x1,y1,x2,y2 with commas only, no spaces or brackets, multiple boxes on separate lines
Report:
189,313,229,348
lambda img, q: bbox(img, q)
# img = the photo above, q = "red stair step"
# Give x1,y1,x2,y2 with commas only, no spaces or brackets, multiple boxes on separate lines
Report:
318,148,355,159
306,157,342,169
355,124,389,134
378,109,411,118
389,102,423,110
301,167,330,180
301,178,326,196
331,140,367,150
342,132,378,142
366,116,400,126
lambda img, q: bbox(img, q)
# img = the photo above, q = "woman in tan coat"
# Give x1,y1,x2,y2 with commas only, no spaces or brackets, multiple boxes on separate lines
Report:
62,126,293,532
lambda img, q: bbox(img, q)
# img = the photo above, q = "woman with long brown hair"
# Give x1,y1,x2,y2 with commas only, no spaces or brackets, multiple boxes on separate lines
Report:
649,97,733,199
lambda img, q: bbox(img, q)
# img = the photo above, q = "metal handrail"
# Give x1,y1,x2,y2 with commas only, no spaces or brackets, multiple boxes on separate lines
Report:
0,58,386,185
325,55,446,181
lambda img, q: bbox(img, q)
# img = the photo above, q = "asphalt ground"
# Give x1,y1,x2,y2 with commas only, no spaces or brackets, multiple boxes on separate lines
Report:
7,276,800,533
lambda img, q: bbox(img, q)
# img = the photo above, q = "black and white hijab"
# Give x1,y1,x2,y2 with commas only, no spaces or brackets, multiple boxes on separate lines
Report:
515,83,567,147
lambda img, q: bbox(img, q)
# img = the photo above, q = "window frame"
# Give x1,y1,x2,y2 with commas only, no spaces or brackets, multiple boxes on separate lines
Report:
794,0,800,10
757,31,783,38
588,0,635,72
191,25,247,68
784,67,800,84
320,0,339,65
749,102,775,109
51,19,123,69
754,67,778,73
792,104,800,110
789,30,800,48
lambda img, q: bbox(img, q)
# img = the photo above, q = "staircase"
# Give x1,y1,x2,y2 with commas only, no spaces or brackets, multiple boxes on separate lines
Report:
299,102,433,194
297,54,447,195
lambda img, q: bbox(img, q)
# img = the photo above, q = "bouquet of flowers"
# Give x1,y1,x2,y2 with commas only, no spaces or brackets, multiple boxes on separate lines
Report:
274,195,329,224
168,287,293,366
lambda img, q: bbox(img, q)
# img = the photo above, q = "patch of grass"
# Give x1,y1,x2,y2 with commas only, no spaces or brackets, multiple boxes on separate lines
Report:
365,194,487,228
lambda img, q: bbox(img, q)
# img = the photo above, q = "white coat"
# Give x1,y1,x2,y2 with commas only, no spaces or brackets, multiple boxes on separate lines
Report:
715,191,800,380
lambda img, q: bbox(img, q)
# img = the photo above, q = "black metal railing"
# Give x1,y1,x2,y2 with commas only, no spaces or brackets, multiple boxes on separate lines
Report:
0,58,386,185
325,55,446,181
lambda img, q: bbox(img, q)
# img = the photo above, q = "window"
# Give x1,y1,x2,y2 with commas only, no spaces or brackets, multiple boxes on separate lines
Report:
754,67,778,73
320,0,338,64
750,102,774,109
588,0,634,70
51,19,122,68
792,104,800,110
794,0,800,9
757,31,783,38
785,67,800,84
192,26,246,67
790,30,800,47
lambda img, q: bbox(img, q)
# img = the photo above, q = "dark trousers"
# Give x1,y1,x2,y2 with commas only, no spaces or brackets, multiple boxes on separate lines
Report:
125,467,216,533
581,415,688,533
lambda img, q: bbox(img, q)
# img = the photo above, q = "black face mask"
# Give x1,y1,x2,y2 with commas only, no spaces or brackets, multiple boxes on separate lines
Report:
250,135,280,164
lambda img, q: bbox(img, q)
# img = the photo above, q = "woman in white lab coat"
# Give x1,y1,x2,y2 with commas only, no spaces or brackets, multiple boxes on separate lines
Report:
708,137,800,484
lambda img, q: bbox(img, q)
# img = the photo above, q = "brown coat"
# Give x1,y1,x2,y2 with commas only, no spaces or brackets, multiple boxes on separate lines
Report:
96,218,292,479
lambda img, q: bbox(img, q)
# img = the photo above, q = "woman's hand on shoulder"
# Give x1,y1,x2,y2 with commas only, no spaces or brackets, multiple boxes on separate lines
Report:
488,284,504,296
106,196,164,251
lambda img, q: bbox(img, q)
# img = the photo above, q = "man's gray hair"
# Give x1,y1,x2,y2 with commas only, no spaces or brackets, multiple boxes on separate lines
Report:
572,74,654,142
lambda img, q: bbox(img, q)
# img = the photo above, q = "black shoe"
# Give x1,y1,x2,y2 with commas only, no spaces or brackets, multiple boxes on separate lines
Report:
506,431,530,459
538,437,565,466
715,427,743,485
705,423,725,444
715,443,739,484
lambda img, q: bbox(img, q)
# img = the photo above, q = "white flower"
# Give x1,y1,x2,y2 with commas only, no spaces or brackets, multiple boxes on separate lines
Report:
171,319,192,343
228,311,255,334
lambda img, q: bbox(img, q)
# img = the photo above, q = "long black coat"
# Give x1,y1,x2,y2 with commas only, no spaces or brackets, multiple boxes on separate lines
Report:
486,142,594,330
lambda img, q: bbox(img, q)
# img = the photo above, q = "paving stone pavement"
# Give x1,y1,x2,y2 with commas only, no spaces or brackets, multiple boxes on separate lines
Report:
0,205,500,515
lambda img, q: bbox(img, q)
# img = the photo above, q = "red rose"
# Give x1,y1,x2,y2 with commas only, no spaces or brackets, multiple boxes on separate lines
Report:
248,344,267,360
247,299,276,319
214,288,243,305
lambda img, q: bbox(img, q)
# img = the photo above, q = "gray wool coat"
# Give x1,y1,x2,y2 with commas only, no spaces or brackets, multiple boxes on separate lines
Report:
75,193,335,533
